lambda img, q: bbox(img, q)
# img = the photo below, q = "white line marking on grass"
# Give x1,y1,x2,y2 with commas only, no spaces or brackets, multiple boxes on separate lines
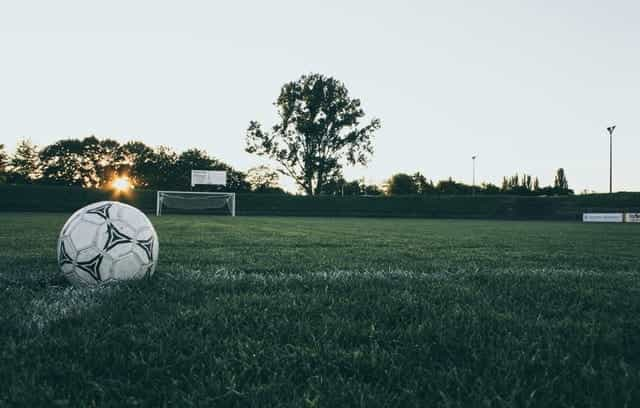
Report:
170,266,440,284
168,265,636,284
25,285,120,331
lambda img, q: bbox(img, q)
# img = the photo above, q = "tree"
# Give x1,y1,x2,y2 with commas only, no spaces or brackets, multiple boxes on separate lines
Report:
523,174,532,191
501,176,509,191
39,136,127,187
149,146,180,189
9,139,41,183
39,138,85,186
121,141,156,188
246,73,381,195
552,168,573,195
0,144,7,183
121,145,179,189
554,168,569,191
386,173,417,195
246,166,283,193
412,172,435,194
82,136,126,187
481,182,501,194
319,173,345,195
436,177,472,195
363,184,382,195
225,168,251,193
342,180,362,195
0,144,7,169
500,172,536,195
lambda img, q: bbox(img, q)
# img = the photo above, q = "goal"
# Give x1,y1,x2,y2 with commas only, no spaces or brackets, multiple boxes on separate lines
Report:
156,191,236,216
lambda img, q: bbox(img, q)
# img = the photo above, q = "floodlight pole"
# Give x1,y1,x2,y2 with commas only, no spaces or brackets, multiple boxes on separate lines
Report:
471,155,478,196
607,126,615,194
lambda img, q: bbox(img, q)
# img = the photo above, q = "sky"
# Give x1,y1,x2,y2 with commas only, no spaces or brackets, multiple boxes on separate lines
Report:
1,0,638,193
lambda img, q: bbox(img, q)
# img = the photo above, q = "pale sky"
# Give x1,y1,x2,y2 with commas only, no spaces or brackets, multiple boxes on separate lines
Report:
1,0,638,193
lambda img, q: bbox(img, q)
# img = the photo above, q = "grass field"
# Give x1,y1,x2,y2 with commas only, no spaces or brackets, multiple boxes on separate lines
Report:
1,213,639,407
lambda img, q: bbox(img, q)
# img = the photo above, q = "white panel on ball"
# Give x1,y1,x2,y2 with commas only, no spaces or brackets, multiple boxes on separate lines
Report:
57,201,159,286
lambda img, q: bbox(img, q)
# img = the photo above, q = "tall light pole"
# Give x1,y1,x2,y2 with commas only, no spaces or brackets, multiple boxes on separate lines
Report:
472,155,478,195
607,126,615,193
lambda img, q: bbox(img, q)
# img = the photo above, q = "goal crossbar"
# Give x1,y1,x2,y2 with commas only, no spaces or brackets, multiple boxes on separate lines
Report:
156,191,236,216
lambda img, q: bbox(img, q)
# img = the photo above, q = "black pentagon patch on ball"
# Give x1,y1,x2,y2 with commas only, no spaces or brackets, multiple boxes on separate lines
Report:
59,241,74,265
87,203,113,220
76,253,104,282
136,236,155,262
104,222,134,252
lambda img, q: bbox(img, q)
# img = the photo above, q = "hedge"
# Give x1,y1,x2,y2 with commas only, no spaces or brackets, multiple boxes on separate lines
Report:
1,184,639,220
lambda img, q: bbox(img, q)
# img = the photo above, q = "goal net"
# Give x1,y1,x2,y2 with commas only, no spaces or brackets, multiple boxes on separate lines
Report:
156,191,236,216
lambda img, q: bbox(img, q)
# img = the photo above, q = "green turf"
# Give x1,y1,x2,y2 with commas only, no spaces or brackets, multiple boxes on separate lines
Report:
1,213,639,407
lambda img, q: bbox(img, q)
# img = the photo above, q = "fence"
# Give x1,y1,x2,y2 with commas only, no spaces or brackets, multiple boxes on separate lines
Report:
1,184,639,220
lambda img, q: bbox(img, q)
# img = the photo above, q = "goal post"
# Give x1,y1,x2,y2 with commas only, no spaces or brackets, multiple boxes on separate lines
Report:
156,191,236,217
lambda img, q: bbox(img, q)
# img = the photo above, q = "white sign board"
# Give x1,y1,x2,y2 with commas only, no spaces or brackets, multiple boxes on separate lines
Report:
583,213,623,223
191,170,226,187
624,213,640,223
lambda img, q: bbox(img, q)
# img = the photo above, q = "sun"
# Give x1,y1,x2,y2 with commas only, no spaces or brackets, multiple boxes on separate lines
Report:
111,176,133,192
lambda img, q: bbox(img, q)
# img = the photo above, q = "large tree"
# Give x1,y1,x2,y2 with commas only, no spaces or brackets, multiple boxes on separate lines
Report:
246,73,381,195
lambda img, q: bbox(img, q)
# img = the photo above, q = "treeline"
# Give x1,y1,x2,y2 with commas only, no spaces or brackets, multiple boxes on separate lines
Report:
382,169,573,196
0,136,573,196
0,138,285,193
322,169,573,197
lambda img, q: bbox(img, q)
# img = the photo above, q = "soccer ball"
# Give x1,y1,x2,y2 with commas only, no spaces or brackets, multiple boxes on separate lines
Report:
57,201,159,286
